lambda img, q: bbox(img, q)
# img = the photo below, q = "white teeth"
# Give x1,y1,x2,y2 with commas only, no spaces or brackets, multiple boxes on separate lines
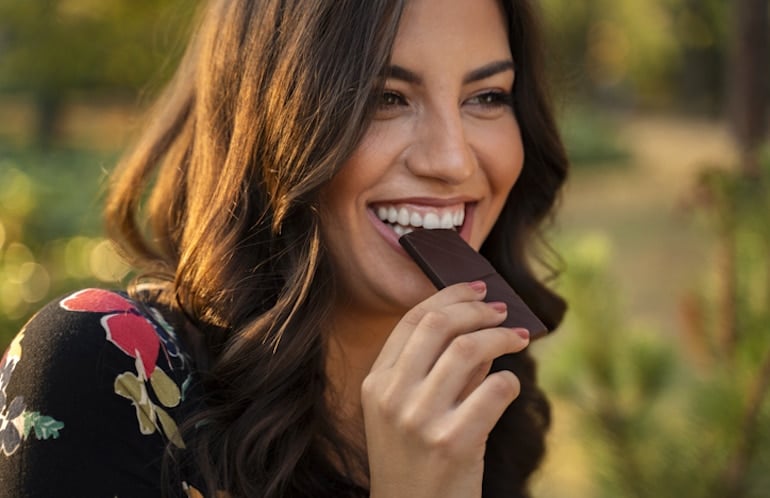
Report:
455,209,464,227
392,224,414,236
387,207,398,223
373,204,466,233
423,212,440,229
378,206,388,221
410,211,423,227
440,212,454,229
397,207,410,226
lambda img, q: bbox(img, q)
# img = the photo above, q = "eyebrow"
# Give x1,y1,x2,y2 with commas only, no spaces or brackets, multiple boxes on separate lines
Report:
385,60,515,85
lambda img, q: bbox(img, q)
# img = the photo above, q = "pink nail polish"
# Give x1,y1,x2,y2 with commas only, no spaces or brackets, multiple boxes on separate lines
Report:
469,281,486,293
513,328,530,341
488,301,507,313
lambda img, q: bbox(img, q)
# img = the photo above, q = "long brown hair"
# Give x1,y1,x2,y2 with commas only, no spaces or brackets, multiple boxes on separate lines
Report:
104,0,568,497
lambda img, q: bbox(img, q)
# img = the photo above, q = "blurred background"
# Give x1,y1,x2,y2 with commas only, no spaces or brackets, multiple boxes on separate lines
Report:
0,1,768,496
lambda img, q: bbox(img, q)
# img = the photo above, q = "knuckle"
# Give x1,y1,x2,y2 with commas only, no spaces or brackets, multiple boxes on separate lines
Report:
375,387,402,421
449,334,481,361
397,405,426,434
421,310,450,331
361,375,401,420
401,307,425,327
424,424,462,457
360,374,379,400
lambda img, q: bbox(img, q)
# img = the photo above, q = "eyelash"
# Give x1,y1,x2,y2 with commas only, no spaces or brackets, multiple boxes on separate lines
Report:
378,90,514,109
468,90,514,108
381,91,407,107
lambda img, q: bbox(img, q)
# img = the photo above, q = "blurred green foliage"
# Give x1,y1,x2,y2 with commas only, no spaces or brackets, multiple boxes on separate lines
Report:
0,147,130,345
541,0,729,111
0,0,200,144
558,106,630,167
544,154,770,498
0,0,198,94
0,0,733,145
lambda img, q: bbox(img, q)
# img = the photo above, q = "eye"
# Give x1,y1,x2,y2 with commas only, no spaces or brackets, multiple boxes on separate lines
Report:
464,90,514,119
380,90,407,108
466,91,514,108
374,90,408,119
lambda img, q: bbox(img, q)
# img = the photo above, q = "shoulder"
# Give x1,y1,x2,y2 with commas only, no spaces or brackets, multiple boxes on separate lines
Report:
15,288,193,387
0,288,202,495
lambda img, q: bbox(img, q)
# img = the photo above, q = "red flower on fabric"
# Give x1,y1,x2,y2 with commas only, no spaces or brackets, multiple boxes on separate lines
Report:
60,289,186,448
61,289,160,379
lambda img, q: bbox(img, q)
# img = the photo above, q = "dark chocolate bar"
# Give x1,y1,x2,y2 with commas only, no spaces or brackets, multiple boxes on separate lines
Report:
399,229,548,339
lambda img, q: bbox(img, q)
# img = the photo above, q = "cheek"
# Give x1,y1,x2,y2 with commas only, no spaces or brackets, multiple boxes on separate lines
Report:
323,131,386,210
321,158,366,225
482,122,525,195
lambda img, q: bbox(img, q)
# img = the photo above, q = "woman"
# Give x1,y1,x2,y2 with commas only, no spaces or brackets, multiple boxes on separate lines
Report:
0,0,568,496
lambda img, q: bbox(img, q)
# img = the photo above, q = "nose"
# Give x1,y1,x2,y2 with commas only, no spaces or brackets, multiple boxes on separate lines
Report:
405,108,476,184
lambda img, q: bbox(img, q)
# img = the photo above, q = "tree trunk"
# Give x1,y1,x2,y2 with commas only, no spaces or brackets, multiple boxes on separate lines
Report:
729,0,769,178
35,93,62,150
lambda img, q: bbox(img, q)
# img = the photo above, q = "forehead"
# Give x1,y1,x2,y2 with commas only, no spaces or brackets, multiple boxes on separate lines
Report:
392,0,510,61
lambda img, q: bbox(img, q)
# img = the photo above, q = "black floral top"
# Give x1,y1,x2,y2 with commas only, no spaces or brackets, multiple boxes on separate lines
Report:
0,288,207,498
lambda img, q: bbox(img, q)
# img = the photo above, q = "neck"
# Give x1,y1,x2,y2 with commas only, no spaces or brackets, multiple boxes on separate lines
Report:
322,299,406,489
325,299,402,420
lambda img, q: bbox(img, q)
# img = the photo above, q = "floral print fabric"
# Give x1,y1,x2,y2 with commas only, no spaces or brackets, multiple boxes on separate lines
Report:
61,289,188,448
0,288,203,497
0,330,64,456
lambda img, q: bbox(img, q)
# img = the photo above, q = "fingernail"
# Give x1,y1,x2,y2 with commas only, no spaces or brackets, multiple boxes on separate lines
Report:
512,328,530,341
488,301,507,313
469,281,486,293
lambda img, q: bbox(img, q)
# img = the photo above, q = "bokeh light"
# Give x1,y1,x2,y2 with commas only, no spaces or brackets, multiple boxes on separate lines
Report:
64,236,99,279
89,239,131,282
0,166,35,218
3,242,35,280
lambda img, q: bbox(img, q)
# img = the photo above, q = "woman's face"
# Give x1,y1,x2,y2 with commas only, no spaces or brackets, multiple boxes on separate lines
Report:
321,0,523,318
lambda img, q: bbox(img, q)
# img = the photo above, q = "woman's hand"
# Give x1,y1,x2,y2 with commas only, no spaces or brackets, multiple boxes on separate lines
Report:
361,281,530,498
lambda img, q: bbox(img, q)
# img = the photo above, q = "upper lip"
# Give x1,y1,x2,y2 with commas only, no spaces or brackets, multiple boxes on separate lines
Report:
368,196,477,206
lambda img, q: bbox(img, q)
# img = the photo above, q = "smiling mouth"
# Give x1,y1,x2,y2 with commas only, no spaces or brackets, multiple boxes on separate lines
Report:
372,203,466,236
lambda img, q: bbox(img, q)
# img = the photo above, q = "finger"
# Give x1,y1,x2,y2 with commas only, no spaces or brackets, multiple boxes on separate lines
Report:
417,327,528,411
370,281,487,371
456,360,492,403
447,370,521,447
390,301,510,383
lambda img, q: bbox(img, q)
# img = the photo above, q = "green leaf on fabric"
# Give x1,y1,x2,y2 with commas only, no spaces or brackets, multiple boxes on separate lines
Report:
23,411,64,440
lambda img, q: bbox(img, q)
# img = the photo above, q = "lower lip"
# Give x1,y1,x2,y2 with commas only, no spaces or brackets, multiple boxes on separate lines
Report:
367,205,476,257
